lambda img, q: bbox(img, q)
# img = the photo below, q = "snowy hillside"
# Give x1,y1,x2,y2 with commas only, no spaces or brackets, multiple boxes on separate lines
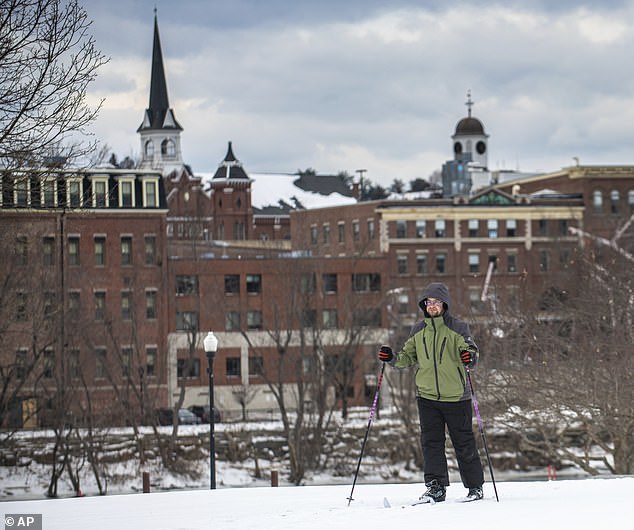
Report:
1,477,632,530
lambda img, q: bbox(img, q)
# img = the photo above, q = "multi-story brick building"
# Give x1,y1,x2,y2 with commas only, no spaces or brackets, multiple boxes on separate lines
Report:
0,168,170,426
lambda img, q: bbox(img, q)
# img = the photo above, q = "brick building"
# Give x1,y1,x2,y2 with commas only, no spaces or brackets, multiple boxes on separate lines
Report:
2,15,634,427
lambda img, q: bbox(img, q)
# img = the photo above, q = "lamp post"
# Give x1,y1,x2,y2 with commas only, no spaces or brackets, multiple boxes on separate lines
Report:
203,331,218,489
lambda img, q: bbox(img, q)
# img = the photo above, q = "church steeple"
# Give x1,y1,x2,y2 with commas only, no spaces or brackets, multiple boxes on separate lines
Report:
138,12,184,175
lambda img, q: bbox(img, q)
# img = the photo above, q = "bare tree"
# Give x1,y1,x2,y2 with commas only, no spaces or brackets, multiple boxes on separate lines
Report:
479,214,634,475
0,0,108,169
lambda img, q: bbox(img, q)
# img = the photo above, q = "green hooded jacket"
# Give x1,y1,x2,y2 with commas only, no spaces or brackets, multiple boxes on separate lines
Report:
392,282,478,402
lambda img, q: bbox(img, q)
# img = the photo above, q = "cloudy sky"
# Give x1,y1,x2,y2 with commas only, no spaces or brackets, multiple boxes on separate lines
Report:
81,0,634,187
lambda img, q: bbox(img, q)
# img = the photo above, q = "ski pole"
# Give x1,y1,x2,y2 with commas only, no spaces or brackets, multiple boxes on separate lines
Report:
347,362,386,506
466,368,499,502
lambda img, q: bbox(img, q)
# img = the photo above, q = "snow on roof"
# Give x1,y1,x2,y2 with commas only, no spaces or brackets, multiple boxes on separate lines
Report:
196,171,357,211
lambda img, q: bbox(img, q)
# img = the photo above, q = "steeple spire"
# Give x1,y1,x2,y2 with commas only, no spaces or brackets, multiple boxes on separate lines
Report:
138,12,182,132
138,12,184,175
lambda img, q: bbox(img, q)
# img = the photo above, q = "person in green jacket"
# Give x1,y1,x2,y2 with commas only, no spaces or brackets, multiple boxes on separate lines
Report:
378,282,484,502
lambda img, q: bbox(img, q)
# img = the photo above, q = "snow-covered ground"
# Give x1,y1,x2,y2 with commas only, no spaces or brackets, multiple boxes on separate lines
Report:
1,477,632,530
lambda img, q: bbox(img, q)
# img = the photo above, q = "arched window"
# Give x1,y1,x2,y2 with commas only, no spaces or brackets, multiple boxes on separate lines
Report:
145,140,154,157
161,139,176,157
592,190,603,213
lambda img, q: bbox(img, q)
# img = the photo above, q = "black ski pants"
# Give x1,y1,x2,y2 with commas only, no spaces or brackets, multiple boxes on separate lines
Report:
416,396,484,489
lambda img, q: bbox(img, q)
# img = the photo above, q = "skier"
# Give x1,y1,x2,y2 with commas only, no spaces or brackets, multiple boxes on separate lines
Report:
378,281,485,503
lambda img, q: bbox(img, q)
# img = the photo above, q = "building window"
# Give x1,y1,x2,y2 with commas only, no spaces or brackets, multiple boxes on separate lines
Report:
323,273,337,294
397,254,408,274
629,190,634,213
120,180,133,207
226,357,241,377
95,291,106,321
416,253,428,274
69,349,80,379
15,178,28,207
539,250,550,272
68,236,80,266
176,275,198,296
246,274,262,294
416,220,426,238
235,221,245,240
538,219,548,237
352,221,360,241
95,347,107,379
41,179,56,207
121,236,132,265
42,236,55,266
468,219,479,237
367,219,376,239
177,358,200,378
507,253,518,273
338,223,345,243
225,311,240,331
352,273,381,292
249,356,264,376
469,288,483,313
144,236,156,265
146,290,157,319
44,349,54,379
145,140,154,157
161,139,176,157
176,311,199,331
247,310,263,330
610,190,620,214
301,273,316,293
323,309,338,329
593,190,603,213
224,275,240,294
487,219,498,238
435,220,446,238
559,219,569,236
120,290,132,319
44,291,55,318
396,220,407,238
398,294,409,314
143,180,158,207
68,291,80,318
353,308,381,327
322,223,330,244
506,219,517,237
68,180,82,208
93,179,108,207
94,236,106,266
301,309,317,328
435,253,447,274
310,225,318,245
468,252,480,273
146,347,157,377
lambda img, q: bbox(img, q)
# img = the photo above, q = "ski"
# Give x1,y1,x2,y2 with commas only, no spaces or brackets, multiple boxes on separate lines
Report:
383,497,437,508
455,494,483,503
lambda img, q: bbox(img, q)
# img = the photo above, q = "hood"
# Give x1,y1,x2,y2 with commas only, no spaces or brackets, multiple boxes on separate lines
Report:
418,282,451,315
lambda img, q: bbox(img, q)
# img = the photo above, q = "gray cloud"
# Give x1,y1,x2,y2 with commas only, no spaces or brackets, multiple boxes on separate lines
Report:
82,0,634,184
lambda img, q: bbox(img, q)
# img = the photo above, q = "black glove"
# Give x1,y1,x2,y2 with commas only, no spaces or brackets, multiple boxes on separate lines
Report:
378,345,393,363
460,350,474,366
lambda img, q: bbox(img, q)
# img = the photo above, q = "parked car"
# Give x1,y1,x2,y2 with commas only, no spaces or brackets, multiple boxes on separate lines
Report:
155,408,202,425
178,408,201,425
188,405,221,423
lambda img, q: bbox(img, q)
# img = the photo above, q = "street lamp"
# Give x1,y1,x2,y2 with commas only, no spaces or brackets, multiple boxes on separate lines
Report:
203,331,218,489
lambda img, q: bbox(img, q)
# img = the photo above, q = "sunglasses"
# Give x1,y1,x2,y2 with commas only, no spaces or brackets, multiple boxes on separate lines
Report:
425,299,443,307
